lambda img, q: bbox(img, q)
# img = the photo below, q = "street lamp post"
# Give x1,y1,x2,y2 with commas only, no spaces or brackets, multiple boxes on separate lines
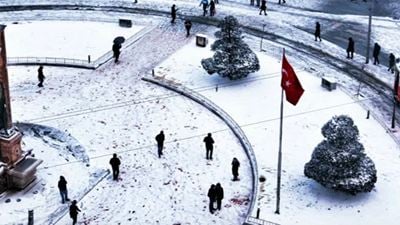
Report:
365,0,374,64
260,24,266,52
392,58,400,129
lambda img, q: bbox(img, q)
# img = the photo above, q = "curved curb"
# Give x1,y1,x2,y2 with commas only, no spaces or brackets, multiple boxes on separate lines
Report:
141,76,259,225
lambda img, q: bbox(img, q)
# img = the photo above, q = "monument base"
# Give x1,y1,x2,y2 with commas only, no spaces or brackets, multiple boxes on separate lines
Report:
7,157,42,189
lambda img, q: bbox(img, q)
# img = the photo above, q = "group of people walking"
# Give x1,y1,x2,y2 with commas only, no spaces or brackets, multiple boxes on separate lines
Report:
314,22,397,72
207,183,224,214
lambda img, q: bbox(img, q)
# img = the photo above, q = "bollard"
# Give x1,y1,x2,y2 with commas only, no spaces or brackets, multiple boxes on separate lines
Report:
366,110,370,119
28,210,34,225
88,55,91,64
256,208,260,219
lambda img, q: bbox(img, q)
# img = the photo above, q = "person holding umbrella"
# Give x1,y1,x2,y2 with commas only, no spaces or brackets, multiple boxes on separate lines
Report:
112,36,125,63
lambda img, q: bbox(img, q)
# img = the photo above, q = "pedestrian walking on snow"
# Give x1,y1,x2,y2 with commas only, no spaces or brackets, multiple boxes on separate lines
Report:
155,130,165,158
58,176,70,204
215,183,224,210
372,43,381,65
69,200,81,225
109,153,121,181
278,0,286,4
171,4,178,23
231,158,240,181
388,53,395,73
207,184,216,214
346,37,355,59
314,22,321,41
203,133,215,160
209,0,216,16
112,43,121,63
184,19,192,37
259,0,267,15
200,0,209,16
37,65,45,87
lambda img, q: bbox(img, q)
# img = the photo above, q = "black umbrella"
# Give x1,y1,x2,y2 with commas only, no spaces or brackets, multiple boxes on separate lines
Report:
113,36,125,44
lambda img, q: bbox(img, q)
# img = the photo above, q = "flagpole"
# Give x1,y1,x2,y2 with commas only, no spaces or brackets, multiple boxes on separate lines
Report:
275,50,285,215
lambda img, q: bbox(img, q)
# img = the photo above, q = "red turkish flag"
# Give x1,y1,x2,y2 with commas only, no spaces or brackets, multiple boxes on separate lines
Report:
281,53,304,105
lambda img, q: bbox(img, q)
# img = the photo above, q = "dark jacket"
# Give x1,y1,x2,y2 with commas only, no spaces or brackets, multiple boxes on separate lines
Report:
215,184,224,200
110,157,121,169
260,0,266,10
69,204,81,217
112,43,121,54
315,22,320,36
38,67,45,80
155,133,165,144
58,178,67,191
389,53,396,66
184,20,192,29
347,38,355,52
207,185,216,200
232,159,240,171
203,136,214,149
171,5,178,16
373,44,381,57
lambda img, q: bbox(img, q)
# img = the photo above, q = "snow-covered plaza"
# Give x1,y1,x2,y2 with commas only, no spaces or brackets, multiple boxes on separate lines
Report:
0,1,399,225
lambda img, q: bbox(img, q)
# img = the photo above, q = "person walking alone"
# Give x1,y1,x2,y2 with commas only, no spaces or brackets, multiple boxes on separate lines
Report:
314,22,321,41
155,130,165,158
58,176,70,204
112,42,121,63
372,43,381,65
184,19,192,37
200,0,209,17
171,4,178,23
69,200,81,225
215,183,224,211
209,0,216,16
37,65,45,87
346,37,355,59
207,184,216,214
259,0,267,15
203,133,215,160
109,153,121,181
231,158,240,181
388,53,396,73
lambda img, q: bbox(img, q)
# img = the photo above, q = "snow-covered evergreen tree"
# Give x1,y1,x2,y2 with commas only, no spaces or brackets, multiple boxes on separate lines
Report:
201,16,260,80
304,115,377,195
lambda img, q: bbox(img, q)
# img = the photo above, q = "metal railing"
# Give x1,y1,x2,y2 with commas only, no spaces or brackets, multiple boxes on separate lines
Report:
7,25,156,69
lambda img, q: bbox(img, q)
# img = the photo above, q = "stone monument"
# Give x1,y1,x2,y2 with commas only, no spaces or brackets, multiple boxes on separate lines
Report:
0,25,42,192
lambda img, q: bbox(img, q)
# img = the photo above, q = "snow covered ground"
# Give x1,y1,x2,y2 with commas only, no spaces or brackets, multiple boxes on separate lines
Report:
2,19,253,225
154,37,400,225
5,21,143,60
0,1,398,225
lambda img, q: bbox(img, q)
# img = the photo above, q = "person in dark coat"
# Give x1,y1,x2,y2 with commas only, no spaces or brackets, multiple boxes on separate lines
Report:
231,158,240,181
388,53,395,73
171,4,178,23
37,65,45,87
58,176,70,204
372,43,381,65
314,22,321,41
200,0,209,17
346,37,355,59
184,19,192,37
203,133,214,160
112,43,121,63
215,183,224,210
209,0,216,16
207,184,216,214
69,200,81,225
278,0,286,4
109,153,121,181
155,130,165,158
259,0,267,15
